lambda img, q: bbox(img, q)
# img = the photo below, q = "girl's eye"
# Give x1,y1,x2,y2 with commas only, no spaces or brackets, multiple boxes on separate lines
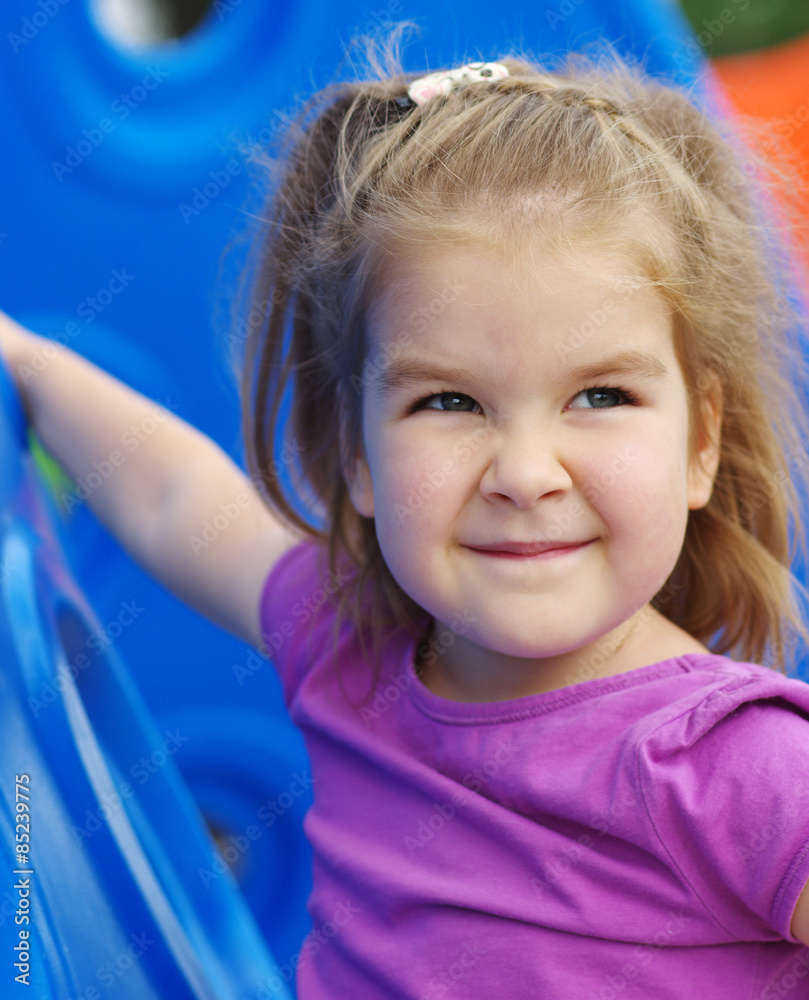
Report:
414,391,481,414
568,386,635,410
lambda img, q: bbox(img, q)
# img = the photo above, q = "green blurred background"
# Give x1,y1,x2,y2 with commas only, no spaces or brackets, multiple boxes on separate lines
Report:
678,0,809,55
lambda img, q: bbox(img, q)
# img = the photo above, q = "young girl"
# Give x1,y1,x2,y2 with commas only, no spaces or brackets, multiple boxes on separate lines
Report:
4,34,809,999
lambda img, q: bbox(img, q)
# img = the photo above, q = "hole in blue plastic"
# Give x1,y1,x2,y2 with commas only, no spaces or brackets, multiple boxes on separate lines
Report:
90,0,214,48
206,819,250,883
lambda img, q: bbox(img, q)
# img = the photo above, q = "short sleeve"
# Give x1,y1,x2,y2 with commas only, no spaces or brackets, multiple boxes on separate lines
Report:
258,539,350,707
636,673,809,942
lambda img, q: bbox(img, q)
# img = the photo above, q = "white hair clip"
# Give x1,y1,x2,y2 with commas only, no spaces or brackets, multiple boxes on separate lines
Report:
406,62,510,106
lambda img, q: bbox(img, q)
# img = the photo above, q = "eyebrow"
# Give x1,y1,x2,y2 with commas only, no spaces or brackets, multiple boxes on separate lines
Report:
372,349,669,395
566,350,669,384
373,358,480,395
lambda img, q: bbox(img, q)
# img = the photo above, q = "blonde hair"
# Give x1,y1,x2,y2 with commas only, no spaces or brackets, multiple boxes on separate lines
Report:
233,27,809,687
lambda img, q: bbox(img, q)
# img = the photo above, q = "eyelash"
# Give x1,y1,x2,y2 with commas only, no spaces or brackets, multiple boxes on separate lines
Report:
407,383,642,415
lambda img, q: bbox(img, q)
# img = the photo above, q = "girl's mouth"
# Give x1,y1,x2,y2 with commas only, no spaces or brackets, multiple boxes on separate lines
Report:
466,540,595,559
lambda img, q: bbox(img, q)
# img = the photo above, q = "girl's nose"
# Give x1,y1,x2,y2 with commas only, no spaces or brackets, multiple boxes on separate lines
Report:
479,426,574,509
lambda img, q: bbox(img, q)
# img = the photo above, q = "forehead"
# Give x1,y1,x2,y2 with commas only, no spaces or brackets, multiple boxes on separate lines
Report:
364,189,671,317
365,239,670,365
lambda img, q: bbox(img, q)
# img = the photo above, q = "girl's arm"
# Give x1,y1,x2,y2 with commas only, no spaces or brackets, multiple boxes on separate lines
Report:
0,310,304,649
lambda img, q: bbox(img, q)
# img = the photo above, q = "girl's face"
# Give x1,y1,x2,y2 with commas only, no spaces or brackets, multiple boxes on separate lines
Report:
347,243,721,700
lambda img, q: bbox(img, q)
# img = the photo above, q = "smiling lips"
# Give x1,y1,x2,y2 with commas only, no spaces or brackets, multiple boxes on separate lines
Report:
466,540,595,558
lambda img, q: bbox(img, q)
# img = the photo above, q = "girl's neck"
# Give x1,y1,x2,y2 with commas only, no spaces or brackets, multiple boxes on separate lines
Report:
415,607,710,703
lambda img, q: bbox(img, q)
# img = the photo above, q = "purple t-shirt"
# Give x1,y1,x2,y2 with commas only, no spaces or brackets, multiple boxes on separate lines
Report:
260,540,809,999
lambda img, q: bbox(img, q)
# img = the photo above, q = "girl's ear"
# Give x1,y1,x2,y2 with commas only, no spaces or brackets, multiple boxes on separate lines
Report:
346,446,375,518
687,372,723,510
338,389,375,518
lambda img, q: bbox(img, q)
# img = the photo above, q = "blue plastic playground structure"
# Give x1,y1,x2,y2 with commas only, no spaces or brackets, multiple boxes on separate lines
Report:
0,0,767,996
0,353,293,998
